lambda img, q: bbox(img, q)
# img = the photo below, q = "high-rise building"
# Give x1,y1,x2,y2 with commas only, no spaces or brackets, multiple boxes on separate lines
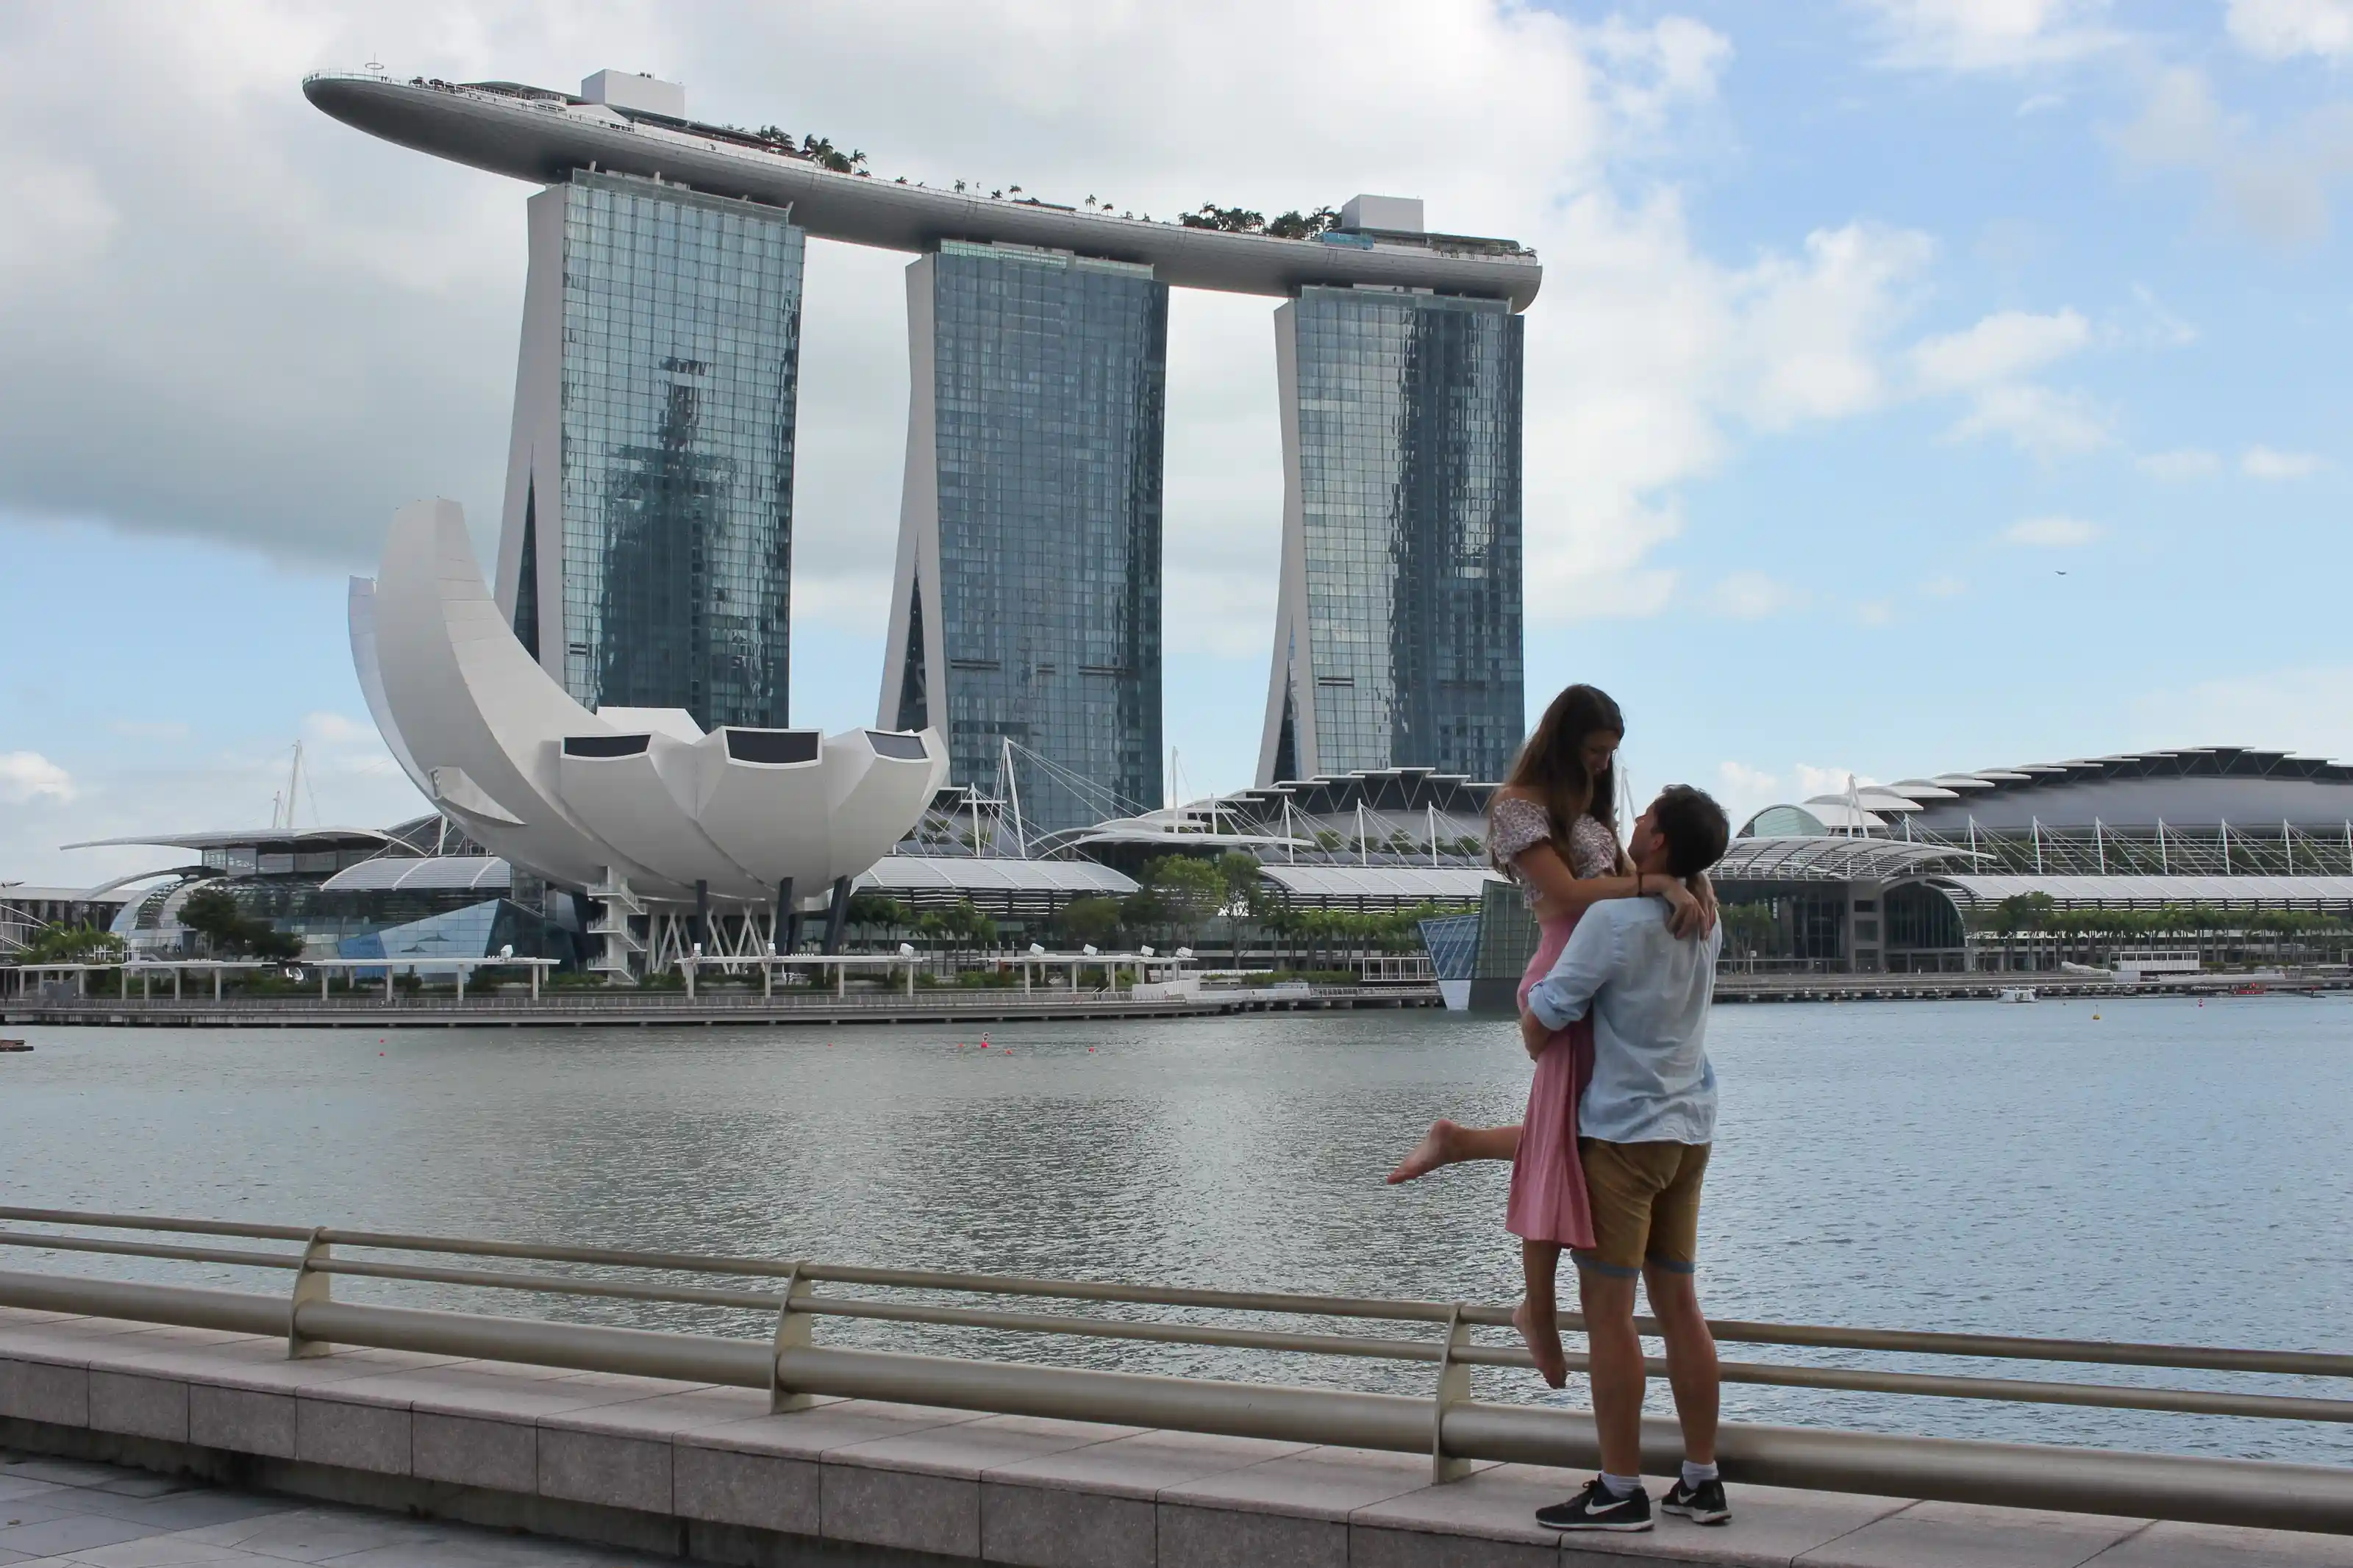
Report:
308,73,1544,815
1257,282,1524,785
879,240,1168,833
494,168,806,730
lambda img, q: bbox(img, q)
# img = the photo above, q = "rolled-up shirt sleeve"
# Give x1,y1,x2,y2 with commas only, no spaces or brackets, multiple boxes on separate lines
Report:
1525,912,1619,1031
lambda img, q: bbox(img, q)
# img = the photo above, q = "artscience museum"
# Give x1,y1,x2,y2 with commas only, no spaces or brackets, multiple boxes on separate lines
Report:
351,498,948,978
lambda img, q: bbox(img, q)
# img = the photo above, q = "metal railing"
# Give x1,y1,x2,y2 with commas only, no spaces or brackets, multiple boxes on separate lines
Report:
0,1208,2347,1534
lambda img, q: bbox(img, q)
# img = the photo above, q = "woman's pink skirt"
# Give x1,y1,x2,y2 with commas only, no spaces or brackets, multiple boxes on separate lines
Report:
1506,914,1596,1248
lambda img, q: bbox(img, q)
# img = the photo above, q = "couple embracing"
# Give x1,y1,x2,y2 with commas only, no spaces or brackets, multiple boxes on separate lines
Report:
1390,684,1735,1535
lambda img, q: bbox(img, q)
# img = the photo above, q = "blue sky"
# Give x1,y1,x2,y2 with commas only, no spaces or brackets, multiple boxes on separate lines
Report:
3,0,2349,883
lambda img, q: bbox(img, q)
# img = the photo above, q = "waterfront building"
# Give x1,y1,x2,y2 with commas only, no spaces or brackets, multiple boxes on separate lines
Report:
881,242,1168,834
495,165,806,731
1259,271,1525,785
305,73,1541,815
1721,747,2353,974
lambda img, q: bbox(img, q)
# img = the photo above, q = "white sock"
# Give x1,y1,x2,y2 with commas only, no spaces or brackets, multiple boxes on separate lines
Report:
1682,1459,1719,1488
1600,1471,1643,1499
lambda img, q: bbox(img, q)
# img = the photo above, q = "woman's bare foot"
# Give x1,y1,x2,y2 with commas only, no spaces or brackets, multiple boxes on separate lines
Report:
1514,1298,1570,1388
1386,1119,1463,1184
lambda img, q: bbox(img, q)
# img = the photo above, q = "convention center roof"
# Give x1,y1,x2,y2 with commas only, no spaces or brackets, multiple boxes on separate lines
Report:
1748,747,2353,840
60,828,396,853
1713,837,1977,884
320,856,514,894
858,856,1137,898
1257,865,1496,903
1929,874,2353,908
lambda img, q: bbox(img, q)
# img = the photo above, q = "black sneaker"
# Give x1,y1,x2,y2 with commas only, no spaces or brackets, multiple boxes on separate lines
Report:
1535,1476,1653,1532
1662,1475,1730,1525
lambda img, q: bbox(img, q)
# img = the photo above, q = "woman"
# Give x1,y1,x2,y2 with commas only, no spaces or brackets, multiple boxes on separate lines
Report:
1387,684,1713,1386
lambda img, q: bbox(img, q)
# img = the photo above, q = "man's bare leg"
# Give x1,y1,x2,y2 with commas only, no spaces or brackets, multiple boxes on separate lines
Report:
1641,1266,1718,1467
1513,1240,1569,1388
1387,1120,1521,1184
1577,1267,1646,1478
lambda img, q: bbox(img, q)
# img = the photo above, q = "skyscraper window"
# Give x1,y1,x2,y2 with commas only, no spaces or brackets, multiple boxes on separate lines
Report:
883,241,1167,832
1259,286,1524,784
498,170,804,731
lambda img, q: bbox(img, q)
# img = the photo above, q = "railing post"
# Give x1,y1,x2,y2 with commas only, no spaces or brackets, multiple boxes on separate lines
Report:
770,1261,813,1412
1432,1303,1473,1482
287,1228,333,1358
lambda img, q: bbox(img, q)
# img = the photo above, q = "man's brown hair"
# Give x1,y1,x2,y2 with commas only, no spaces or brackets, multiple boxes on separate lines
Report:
1652,785,1729,878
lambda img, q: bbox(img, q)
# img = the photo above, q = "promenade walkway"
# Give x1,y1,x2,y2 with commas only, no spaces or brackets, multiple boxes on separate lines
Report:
0,1447,665,1568
4,1308,2347,1567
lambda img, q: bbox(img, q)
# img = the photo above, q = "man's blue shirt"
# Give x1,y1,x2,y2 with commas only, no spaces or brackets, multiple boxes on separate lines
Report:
1524,898,1721,1145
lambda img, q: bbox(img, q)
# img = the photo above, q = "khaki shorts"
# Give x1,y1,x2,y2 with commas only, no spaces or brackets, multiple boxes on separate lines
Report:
1573,1139,1710,1279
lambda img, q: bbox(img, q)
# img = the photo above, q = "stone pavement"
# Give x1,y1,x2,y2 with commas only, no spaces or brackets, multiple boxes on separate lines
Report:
6,1306,2353,1565
0,1450,668,1568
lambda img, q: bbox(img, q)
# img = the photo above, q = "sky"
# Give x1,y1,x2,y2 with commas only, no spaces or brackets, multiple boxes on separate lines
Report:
4,0,2351,885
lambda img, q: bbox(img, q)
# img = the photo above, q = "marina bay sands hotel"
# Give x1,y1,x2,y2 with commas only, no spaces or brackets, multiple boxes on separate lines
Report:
307,69,1539,832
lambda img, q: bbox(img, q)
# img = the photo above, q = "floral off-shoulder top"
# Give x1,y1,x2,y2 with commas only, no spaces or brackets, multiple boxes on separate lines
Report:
1487,796,1620,907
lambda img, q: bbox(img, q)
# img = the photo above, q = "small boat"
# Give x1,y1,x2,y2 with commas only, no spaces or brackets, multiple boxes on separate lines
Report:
1997,987,2038,1004
0,1039,29,1052
2232,982,2268,996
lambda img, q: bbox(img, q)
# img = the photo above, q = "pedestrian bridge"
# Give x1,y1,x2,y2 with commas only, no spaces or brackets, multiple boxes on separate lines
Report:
1,1209,2347,1564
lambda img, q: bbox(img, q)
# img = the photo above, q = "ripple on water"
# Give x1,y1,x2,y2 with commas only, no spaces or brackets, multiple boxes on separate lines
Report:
3,996,2347,1461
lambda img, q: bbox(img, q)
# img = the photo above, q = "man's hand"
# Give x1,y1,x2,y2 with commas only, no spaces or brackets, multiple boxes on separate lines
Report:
1520,1007,1549,1060
1660,876,1704,938
1690,870,1719,936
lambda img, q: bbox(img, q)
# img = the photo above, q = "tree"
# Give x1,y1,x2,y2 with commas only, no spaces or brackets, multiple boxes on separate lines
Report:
1053,896,1123,948
1265,207,1340,239
177,887,302,962
1216,852,1265,964
23,924,124,964
1180,203,1265,232
846,894,911,931
1129,856,1221,945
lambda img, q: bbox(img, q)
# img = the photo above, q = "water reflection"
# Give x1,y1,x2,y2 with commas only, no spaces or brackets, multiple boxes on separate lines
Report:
4,1000,2349,1461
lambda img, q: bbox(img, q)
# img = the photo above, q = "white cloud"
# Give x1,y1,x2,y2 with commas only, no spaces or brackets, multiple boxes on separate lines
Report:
0,2,1945,651
2227,0,2353,61
2138,447,2221,480
1853,598,1897,626
2243,444,2327,478
2131,665,2353,760
1920,573,1969,598
2108,63,2353,247
0,164,118,284
1707,570,1810,619
2002,513,2104,546
1713,761,1782,823
1946,382,2113,455
1910,308,2091,390
0,752,76,805
1855,0,2122,71
1904,307,2112,458
1793,763,1877,796
1525,207,1934,620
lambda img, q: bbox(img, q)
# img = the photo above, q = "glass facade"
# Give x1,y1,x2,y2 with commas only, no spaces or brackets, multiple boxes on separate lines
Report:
901,240,1166,832
1282,286,1523,780
552,171,804,729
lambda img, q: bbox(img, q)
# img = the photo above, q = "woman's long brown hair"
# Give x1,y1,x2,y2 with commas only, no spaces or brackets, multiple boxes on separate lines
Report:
1496,683,1624,847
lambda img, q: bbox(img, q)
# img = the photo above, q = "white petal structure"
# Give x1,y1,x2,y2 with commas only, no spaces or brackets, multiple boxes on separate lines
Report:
351,498,946,901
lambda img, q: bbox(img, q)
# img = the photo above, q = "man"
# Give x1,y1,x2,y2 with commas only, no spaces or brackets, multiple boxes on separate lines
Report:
1519,784,1732,1533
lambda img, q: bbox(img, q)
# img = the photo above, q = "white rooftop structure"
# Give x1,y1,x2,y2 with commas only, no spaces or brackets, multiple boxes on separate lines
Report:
351,498,946,906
